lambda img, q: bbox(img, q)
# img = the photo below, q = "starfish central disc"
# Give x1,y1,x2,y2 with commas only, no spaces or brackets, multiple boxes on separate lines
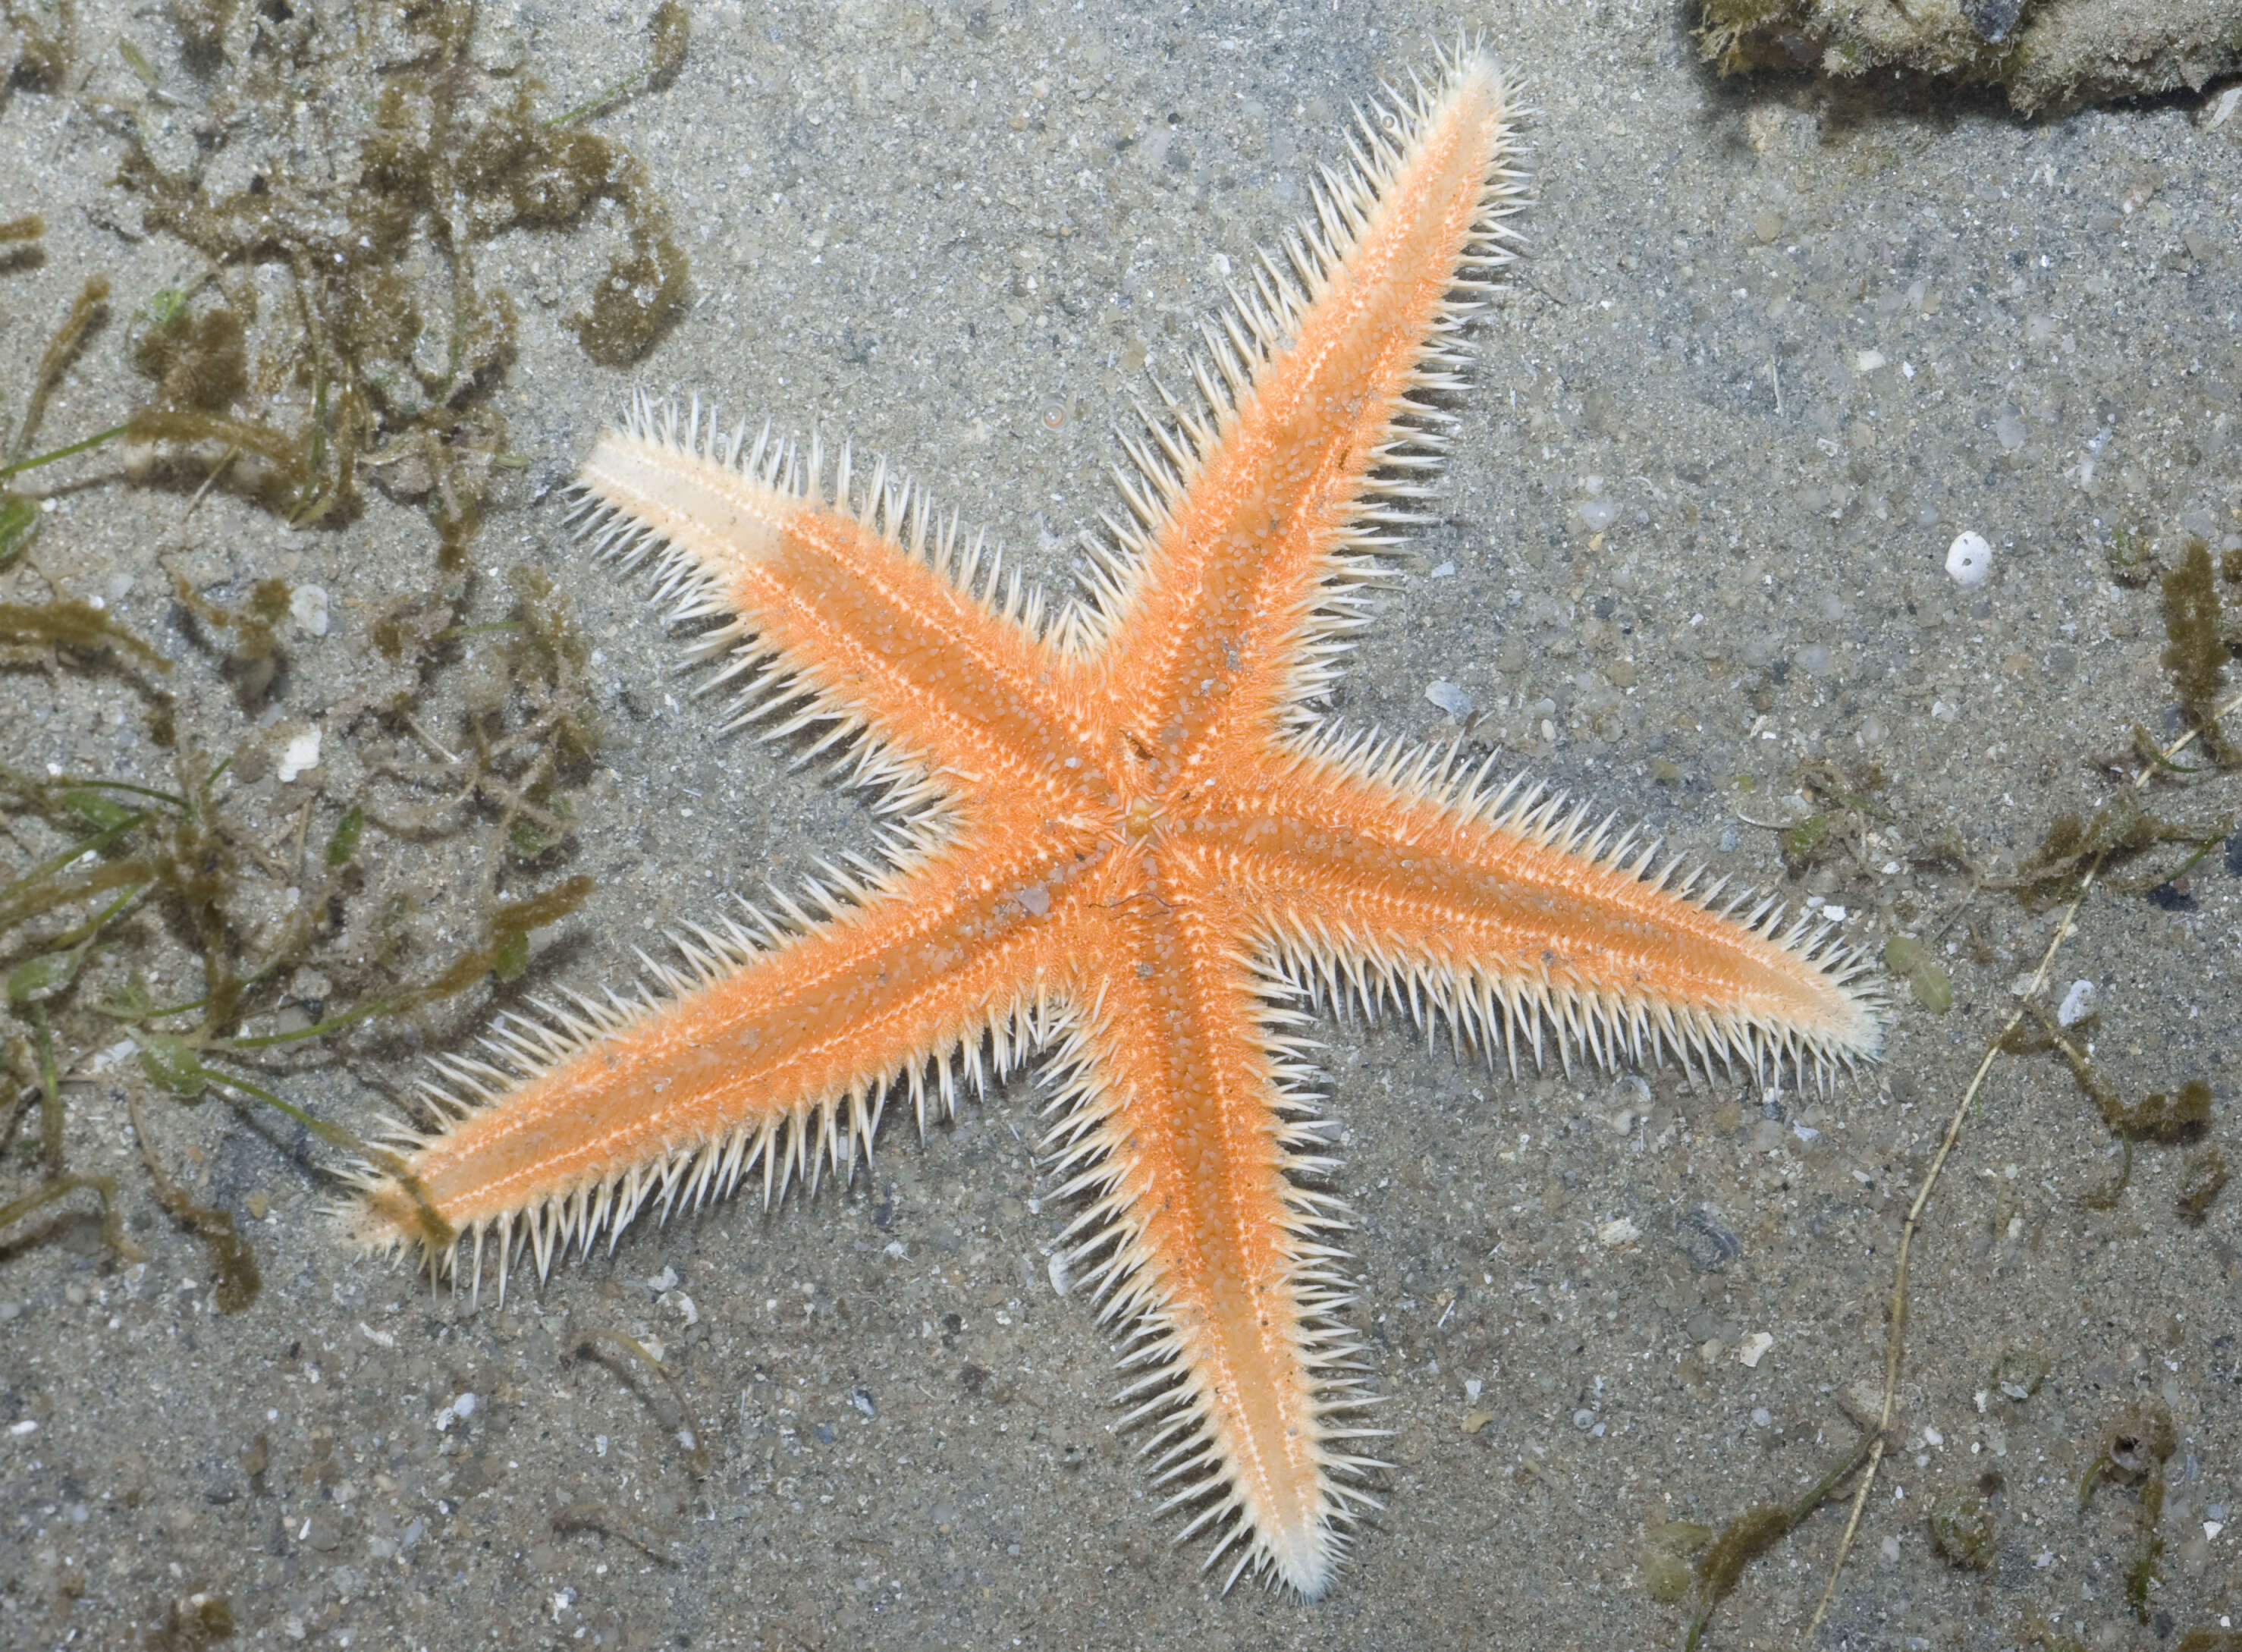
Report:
348,45,1881,1601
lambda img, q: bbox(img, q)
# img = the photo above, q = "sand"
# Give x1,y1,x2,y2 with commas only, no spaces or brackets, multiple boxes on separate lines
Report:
4,2,2240,1647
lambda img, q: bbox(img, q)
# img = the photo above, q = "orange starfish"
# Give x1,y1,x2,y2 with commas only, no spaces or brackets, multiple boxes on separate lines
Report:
351,46,1880,1597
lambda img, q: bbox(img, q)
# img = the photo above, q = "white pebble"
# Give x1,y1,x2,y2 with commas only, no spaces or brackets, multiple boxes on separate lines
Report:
1736,1330,1774,1368
1945,531,1992,587
1424,679,1474,720
1595,1217,1640,1248
290,584,330,637
277,729,322,784
1577,495,1619,532
2057,979,2097,1026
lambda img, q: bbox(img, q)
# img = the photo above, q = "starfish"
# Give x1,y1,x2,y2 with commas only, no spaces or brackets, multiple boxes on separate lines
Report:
350,46,1881,1597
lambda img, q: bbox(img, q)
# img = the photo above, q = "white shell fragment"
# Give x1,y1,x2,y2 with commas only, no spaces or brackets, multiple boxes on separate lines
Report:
290,583,331,636
2057,979,2097,1026
1945,531,1993,587
1737,1330,1775,1368
1424,678,1474,720
277,728,322,783
1596,1217,1641,1248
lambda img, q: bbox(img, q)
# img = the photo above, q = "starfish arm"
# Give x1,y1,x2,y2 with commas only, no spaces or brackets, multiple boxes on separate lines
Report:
1202,740,1885,1081
1090,49,1525,776
350,833,1082,1296
576,397,1102,809
1044,877,1375,1599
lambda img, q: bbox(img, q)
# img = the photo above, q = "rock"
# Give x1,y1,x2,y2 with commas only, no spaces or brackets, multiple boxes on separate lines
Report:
1697,0,2242,114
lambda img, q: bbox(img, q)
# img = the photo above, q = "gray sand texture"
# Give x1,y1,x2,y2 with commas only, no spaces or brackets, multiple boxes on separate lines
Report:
5,2,2242,1648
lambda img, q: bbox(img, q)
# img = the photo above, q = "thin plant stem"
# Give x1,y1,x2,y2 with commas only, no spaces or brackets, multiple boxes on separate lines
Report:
0,422,133,479
1798,681,2242,1646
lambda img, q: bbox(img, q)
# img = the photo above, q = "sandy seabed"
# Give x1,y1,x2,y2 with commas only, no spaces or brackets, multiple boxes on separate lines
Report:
5,2,2240,1648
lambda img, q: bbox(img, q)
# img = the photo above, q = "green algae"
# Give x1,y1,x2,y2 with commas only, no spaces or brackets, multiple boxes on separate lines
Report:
0,0,670,1295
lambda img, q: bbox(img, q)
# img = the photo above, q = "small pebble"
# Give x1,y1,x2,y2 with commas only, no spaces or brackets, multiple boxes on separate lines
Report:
1945,531,1992,587
1424,679,1474,720
277,729,322,784
1577,496,1619,532
290,584,331,637
2057,979,2096,1026
1751,1407,1772,1428
1572,1408,1597,1431
1737,1330,1774,1368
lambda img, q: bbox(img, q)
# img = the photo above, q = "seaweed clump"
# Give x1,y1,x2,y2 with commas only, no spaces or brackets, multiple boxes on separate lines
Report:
2174,1146,2230,1226
1998,545,2242,908
0,557,601,1302
1926,1484,1998,1570
91,0,692,561
1656,1429,1879,1650
2159,539,2238,767
0,0,74,93
0,30,645,1299
2077,1399,2177,1624
1998,1007,2211,1214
